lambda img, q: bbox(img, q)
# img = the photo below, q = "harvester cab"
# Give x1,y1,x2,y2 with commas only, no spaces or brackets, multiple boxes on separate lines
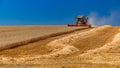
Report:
76,16,88,24
68,15,91,28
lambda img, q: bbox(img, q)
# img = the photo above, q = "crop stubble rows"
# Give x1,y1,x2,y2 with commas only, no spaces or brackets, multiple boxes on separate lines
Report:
0,26,120,68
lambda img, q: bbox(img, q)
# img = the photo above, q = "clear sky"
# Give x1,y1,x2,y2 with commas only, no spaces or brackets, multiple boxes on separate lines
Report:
0,0,120,25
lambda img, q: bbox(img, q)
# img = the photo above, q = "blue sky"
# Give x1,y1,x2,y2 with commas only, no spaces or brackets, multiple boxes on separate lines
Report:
0,0,120,25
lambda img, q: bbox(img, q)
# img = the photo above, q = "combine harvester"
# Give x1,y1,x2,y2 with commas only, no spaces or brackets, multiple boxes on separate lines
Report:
68,16,91,28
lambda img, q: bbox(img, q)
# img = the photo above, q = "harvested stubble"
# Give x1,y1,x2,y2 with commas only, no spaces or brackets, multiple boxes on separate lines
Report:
46,25,115,57
0,26,84,51
0,26,120,68
78,28,120,65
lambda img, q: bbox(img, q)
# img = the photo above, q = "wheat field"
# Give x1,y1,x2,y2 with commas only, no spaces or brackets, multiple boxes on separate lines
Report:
0,25,120,68
0,26,84,51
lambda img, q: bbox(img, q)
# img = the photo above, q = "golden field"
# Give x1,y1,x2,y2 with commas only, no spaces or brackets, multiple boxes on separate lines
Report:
0,26,82,51
0,25,120,68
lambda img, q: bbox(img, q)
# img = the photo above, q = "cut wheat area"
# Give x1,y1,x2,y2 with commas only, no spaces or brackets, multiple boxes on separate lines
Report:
0,25,120,68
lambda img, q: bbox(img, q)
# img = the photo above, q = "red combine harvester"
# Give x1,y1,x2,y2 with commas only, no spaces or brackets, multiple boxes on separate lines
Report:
68,16,91,28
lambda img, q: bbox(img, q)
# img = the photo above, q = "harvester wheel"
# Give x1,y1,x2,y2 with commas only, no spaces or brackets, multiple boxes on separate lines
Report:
89,25,92,28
